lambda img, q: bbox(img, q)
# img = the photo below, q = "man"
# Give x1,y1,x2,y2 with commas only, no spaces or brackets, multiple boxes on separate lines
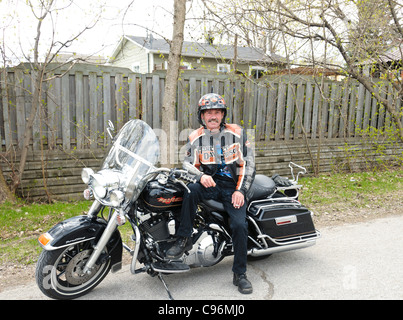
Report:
166,93,256,294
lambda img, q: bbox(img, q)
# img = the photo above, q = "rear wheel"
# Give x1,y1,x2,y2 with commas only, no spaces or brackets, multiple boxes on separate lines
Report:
35,240,111,300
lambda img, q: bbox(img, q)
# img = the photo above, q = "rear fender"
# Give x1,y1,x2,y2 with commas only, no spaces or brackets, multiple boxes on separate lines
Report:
38,215,122,269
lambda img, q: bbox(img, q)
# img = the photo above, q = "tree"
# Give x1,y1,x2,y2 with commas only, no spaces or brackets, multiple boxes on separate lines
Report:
201,0,403,141
278,0,403,140
0,0,103,201
161,0,187,167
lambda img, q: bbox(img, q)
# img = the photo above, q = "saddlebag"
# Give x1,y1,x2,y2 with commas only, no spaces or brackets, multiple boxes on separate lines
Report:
248,199,316,242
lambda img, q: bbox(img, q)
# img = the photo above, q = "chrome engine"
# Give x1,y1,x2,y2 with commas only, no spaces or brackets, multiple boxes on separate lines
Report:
137,210,226,268
181,231,225,268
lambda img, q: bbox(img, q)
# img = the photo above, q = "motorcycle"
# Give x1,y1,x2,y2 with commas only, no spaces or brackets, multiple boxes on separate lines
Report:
35,119,321,300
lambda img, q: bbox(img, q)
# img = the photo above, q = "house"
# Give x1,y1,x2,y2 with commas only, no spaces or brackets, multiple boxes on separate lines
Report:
359,41,403,79
52,52,108,65
107,35,286,76
266,66,345,81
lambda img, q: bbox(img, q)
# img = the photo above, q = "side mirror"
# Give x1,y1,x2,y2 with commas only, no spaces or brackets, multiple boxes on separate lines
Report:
106,120,115,139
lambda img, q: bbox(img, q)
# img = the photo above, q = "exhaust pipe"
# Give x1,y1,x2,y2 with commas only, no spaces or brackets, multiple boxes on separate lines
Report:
247,240,317,257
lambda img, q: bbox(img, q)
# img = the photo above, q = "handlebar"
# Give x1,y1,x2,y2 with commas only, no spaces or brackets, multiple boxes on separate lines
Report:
171,169,197,184
147,168,196,193
169,169,197,193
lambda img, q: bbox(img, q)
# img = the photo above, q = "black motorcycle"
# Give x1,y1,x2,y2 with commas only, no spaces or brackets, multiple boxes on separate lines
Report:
36,119,320,299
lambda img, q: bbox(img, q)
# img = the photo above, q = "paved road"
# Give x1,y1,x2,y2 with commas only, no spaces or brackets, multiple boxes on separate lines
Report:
1,215,402,300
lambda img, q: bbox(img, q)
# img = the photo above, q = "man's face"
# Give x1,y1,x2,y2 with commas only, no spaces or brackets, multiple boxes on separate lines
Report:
202,109,224,131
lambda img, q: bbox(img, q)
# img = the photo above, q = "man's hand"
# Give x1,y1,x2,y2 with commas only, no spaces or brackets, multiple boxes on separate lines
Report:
200,174,216,188
232,191,245,209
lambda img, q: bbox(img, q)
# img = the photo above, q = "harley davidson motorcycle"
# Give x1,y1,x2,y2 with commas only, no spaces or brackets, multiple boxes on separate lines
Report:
36,119,321,300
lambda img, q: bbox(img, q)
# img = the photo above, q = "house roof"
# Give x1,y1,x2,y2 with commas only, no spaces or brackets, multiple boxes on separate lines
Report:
268,66,343,76
359,41,403,65
380,42,403,63
110,35,286,65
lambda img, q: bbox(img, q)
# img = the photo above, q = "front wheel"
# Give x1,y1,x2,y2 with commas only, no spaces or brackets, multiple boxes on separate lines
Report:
35,240,111,300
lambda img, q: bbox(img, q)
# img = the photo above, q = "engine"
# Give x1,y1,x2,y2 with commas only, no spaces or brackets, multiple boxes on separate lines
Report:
137,178,226,268
182,231,226,267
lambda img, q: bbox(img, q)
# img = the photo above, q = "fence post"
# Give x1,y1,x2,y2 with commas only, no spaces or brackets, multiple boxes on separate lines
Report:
152,74,161,129
116,73,124,131
304,82,313,138
76,71,85,149
355,83,365,133
61,73,71,150
284,82,295,140
1,67,399,152
89,72,98,149
275,82,286,140
15,69,25,149
128,73,138,120
1,70,11,150
266,83,276,140
233,79,242,125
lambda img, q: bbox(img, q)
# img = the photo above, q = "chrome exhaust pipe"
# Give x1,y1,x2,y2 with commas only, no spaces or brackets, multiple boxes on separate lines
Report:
130,225,141,274
247,240,317,257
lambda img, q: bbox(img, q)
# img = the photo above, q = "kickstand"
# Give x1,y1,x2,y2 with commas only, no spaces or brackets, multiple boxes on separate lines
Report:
158,273,174,300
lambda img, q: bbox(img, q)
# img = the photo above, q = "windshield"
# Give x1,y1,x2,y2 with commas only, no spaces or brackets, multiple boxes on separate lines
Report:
102,119,160,203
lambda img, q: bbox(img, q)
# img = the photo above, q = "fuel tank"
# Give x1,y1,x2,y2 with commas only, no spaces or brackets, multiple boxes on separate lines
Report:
140,180,185,212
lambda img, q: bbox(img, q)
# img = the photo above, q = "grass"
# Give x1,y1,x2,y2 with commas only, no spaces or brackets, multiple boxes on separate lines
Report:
0,201,91,265
0,200,135,266
299,168,403,209
1,168,402,266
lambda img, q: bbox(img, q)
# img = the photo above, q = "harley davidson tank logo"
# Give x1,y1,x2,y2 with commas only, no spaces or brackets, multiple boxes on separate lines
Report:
157,196,183,204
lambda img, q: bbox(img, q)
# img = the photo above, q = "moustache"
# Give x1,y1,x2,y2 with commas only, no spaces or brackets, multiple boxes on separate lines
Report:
208,119,219,123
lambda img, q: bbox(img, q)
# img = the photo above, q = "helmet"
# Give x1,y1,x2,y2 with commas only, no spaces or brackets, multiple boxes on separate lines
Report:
197,93,227,126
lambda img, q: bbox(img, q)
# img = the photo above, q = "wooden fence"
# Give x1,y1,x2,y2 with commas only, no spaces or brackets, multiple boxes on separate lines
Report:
1,64,402,153
1,63,403,201
2,138,402,202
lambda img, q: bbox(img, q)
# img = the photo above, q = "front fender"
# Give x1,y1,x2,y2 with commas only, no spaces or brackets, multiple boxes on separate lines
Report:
38,215,122,269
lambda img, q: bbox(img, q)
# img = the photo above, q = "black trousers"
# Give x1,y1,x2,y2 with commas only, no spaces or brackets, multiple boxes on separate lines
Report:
176,179,248,275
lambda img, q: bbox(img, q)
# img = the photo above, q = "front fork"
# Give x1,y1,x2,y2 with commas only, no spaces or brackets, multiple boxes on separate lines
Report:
83,201,120,274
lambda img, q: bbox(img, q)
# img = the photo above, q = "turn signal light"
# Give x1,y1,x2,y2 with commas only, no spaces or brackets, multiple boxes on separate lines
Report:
38,233,53,247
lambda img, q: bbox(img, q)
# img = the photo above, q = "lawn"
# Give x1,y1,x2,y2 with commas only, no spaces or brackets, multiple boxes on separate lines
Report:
0,201,90,265
300,168,403,208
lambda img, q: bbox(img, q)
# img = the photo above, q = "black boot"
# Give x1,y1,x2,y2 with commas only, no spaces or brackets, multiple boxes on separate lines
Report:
233,273,253,294
166,237,192,259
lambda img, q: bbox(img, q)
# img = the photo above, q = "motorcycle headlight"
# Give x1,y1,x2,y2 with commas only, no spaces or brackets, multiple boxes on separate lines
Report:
110,190,124,207
81,168,94,184
91,173,107,198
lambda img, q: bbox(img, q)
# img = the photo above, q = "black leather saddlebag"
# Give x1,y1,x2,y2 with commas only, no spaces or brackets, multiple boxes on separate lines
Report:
249,199,316,241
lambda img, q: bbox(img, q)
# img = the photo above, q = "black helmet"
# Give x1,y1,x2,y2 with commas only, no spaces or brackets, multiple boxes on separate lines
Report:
197,93,227,126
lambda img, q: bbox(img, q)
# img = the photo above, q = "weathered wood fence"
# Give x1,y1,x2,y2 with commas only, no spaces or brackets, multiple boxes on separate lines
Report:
2,64,402,152
3,138,402,202
1,63,403,201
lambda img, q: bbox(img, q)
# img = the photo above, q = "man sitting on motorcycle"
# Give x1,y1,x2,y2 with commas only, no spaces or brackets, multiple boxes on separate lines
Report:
166,93,256,294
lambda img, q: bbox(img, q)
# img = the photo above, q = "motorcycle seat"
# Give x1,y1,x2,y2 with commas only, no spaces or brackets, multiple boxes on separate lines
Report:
247,174,276,201
201,175,277,212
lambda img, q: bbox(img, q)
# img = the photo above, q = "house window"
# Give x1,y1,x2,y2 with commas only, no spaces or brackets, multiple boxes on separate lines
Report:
181,62,192,70
132,63,140,73
217,64,231,73
250,66,267,79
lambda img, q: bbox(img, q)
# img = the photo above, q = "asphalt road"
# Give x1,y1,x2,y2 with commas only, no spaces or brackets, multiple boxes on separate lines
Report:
1,215,402,300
